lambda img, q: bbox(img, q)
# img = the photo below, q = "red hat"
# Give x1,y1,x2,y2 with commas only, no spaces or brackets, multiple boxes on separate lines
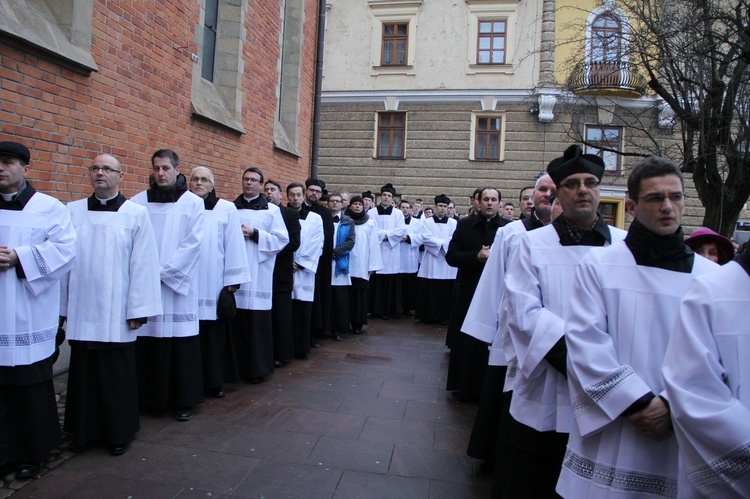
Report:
685,227,735,264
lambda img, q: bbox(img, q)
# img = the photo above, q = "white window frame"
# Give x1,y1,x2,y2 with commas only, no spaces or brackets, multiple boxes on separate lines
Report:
470,111,506,161
368,0,422,76
585,5,630,65
466,1,517,75
373,111,408,159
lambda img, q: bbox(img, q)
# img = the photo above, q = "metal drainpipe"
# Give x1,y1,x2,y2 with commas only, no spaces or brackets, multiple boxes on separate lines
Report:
310,0,326,179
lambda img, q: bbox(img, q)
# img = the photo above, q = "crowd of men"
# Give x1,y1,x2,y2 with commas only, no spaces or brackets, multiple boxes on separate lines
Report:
2,139,749,498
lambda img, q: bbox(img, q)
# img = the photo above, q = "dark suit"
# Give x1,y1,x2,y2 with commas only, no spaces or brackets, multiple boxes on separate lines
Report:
272,205,301,363
301,202,334,337
445,213,508,400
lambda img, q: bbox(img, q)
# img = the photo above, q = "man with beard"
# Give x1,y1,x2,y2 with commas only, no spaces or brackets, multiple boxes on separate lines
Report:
264,180,301,366
445,187,508,401
345,196,382,334
398,199,423,317
131,149,205,422
416,194,457,325
189,167,250,398
63,153,161,456
302,178,334,346
287,183,323,359
368,183,406,319
232,168,289,384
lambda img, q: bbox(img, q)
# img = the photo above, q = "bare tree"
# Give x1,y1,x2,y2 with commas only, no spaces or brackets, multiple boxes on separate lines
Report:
562,0,749,236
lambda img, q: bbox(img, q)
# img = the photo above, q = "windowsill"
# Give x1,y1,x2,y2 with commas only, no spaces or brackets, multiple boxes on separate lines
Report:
374,156,406,160
273,121,301,157
470,158,504,162
371,64,416,76
466,64,514,75
190,78,245,134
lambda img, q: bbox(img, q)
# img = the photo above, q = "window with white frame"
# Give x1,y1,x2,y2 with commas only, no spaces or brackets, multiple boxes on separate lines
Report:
585,125,623,172
466,1,517,74
368,0,421,75
470,112,506,161
376,112,406,159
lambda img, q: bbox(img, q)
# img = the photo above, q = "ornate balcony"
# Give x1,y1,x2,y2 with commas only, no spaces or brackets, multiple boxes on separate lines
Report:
568,61,648,98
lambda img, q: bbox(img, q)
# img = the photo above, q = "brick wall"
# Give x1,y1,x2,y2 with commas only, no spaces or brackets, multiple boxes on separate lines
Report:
0,0,320,203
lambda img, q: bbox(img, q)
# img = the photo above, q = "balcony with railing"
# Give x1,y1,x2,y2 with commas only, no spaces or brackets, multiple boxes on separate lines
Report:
568,61,648,98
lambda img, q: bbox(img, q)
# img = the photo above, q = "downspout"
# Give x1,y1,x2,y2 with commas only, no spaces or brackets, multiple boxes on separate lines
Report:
310,0,327,178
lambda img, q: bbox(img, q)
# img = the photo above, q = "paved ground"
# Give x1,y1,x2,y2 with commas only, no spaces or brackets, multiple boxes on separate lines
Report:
4,316,491,498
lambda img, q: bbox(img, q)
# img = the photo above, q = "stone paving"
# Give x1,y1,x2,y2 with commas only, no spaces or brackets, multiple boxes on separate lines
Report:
3,317,491,498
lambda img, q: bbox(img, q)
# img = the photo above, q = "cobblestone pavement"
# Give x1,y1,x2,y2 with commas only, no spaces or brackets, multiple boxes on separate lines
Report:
2,317,491,498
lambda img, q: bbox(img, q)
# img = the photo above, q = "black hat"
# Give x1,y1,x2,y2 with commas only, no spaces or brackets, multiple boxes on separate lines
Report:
350,195,364,205
546,145,605,187
305,177,326,189
380,183,396,195
361,190,375,200
0,141,30,164
434,194,451,205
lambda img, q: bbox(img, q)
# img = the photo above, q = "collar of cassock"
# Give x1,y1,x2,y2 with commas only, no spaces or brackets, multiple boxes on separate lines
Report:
552,213,611,246
234,193,269,210
625,218,694,273
471,213,505,228
377,205,393,215
433,215,448,224
87,192,127,212
0,180,35,211
203,189,219,210
147,174,188,203
404,216,411,225
522,209,546,231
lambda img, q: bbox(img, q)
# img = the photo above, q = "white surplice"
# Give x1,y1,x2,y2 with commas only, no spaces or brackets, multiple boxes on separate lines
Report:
399,217,423,274
195,199,251,320
506,224,627,434
349,218,383,281
368,206,406,275
1,192,76,366
292,211,323,302
131,190,204,338
62,199,162,342
418,216,457,280
234,201,289,311
558,241,717,498
663,261,750,498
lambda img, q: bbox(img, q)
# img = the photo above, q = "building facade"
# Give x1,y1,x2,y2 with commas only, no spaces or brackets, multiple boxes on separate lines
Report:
0,0,321,200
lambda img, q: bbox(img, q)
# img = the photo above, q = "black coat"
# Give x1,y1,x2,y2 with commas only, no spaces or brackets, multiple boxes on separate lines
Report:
272,204,301,293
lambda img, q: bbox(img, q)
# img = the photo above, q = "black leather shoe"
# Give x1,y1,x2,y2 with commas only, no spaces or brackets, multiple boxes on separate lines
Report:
15,463,40,479
174,408,193,421
351,328,362,334
332,332,343,341
108,443,129,456
68,441,86,453
209,387,225,398
381,314,390,320
311,339,320,348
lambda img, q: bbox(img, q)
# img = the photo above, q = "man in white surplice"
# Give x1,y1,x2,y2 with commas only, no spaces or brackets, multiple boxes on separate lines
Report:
189,167,250,399
62,153,162,456
0,141,76,479
416,194,457,325
368,183,406,319
131,149,205,422
663,245,749,497
232,167,289,383
502,147,627,498
398,199,422,316
558,157,718,498
288,182,323,359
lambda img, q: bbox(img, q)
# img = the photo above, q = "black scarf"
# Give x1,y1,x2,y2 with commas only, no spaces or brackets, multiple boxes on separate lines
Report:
87,193,127,212
146,174,188,203
404,216,411,225
552,214,611,246
202,189,219,210
377,205,393,215
346,208,368,225
234,193,269,210
625,218,694,273
0,180,35,211
521,210,546,231
736,243,750,277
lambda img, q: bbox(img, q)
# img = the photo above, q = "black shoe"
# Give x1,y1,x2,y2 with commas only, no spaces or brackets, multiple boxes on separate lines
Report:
208,387,225,398
381,314,390,320
332,332,343,341
274,360,283,367
68,441,86,453
174,408,193,421
351,328,362,334
403,310,412,316
108,443,129,456
249,377,264,384
311,339,320,348
15,463,40,480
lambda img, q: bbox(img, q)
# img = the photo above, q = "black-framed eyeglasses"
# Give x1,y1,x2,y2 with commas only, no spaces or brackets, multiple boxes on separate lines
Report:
89,166,121,174
559,179,600,191
638,193,684,205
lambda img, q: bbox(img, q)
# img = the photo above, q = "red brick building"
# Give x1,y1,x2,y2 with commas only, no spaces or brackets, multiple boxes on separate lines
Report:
0,0,321,201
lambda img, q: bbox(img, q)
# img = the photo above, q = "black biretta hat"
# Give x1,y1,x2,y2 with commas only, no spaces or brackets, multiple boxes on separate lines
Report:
546,145,605,187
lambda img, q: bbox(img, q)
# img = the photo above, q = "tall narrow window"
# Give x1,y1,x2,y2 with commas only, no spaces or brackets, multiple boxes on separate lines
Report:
586,125,623,172
477,20,506,65
202,0,219,81
381,23,408,66
377,112,406,159
475,116,502,160
591,14,621,62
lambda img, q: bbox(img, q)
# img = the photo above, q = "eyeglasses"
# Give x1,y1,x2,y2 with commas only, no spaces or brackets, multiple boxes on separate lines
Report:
89,166,121,174
191,176,212,183
638,193,684,205
307,188,322,194
244,177,262,184
559,179,600,191
329,199,343,204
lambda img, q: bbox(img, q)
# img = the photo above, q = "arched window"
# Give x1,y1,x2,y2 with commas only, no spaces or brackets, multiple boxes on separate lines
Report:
591,14,622,62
